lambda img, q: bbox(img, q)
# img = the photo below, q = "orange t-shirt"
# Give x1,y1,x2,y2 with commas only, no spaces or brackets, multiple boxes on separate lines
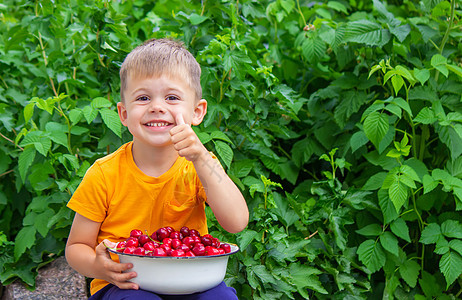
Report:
67,142,211,295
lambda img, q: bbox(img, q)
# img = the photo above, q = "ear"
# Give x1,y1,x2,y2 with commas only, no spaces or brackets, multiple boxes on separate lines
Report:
191,99,207,126
117,102,128,126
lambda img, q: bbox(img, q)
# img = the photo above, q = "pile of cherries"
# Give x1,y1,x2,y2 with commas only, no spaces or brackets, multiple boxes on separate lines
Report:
113,226,232,257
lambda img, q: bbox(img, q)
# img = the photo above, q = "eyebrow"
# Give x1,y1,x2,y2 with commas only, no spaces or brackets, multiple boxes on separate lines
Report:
129,86,185,98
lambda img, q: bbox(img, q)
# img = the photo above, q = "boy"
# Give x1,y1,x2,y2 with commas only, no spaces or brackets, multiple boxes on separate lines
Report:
65,38,249,299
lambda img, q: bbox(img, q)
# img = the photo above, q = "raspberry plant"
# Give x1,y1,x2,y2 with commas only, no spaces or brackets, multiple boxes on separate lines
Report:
1,0,461,298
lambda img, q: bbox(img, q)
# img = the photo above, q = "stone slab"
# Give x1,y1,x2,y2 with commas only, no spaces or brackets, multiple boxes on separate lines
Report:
2,256,88,300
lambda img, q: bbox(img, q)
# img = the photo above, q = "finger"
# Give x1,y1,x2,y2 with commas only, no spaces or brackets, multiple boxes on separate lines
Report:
95,240,112,259
176,112,186,126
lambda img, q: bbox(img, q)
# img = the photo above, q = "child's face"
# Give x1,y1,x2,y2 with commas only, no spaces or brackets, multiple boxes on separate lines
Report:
117,73,206,149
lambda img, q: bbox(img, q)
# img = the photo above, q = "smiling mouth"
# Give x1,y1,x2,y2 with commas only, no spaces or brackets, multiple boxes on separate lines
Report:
145,122,172,127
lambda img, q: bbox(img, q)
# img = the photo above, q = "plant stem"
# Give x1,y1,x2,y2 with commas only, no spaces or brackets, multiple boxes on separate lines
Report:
296,0,306,25
0,132,23,150
435,0,455,82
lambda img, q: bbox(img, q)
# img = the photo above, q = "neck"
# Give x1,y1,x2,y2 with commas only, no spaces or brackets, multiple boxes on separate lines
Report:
131,141,179,177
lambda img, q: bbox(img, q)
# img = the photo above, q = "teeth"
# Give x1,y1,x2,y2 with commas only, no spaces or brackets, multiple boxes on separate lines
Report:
146,122,169,127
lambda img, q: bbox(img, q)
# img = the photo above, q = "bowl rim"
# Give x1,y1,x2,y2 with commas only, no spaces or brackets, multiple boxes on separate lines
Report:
107,242,239,260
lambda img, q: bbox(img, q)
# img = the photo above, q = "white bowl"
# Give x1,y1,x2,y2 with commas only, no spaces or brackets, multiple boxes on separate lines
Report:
108,244,239,295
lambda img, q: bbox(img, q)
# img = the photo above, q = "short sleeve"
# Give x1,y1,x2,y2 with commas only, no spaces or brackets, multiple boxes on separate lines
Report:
67,162,109,222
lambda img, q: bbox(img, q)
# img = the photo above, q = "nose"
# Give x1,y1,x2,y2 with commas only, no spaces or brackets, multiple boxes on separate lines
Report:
148,98,166,113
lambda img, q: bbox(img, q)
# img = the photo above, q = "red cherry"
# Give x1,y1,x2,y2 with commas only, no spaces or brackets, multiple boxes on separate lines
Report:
156,228,169,240
192,243,206,256
189,229,200,237
201,236,212,246
171,238,182,249
130,229,143,239
205,246,220,256
150,231,158,242
170,231,183,240
116,241,127,252
178,244,190,252
180,226,190,237
125,237,139,248
143,241,157,252
160,244,171,252
211,238,220,248
152,248,167,256
138,234,150,246
165,226,175,235
185,251,195,257
171,249,185,257
220,243,231,253
217,248,225,255
192,236,201,244
162,238,173,248
134,247,146,256
182,237,195,249
123,246,136,254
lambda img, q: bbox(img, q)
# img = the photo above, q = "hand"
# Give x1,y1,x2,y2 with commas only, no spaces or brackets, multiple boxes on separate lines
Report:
94,240,138,290
170,113,207,162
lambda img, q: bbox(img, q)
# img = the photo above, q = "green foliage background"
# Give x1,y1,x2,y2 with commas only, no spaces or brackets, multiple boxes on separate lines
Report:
1,0,462,298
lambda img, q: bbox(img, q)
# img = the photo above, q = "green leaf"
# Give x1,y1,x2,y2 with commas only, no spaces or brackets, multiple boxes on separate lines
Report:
23,102,35,123
19,131,52,157
14,226,36,261
441,220,462,238
356,224,382,237
388,177,408,212
189,13,208,25
378,189,399,224
447,64,462,78
83,105,98,123
422,174,438,194
334,90,368,129
45,122,68,149
344,20,391,47
380,231,399,256
390,218,411,242
363,111,389,149
327,1,348,14
363,172,387,190
391,97,413,117
289,263,328,294
68,108,83,125
420,223,442,244
91,97,112,108
99,108,122,138
449,239,462,256
18,146,36,183
252,265,277,284
399,259,420,288
391,74,404,95
350,130,369,153
213,140,233,169
389,24,411,43
439,251,462,288
357,239,386,273
237,229,258,250
413,68,430,85
430,54,447,67
301,35,327,63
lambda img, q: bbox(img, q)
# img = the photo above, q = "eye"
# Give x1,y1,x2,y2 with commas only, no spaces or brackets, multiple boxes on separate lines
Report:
136,95,150,101
166,95,180,101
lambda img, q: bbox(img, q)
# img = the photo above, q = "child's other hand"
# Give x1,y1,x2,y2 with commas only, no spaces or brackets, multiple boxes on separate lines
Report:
170,113,207,162
95,239,138,290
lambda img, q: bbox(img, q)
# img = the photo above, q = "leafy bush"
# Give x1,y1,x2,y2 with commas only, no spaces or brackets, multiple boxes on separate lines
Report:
0,0,461,298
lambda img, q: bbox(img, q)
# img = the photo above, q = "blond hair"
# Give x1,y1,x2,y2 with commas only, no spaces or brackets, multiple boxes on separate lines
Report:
120,38,202,102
